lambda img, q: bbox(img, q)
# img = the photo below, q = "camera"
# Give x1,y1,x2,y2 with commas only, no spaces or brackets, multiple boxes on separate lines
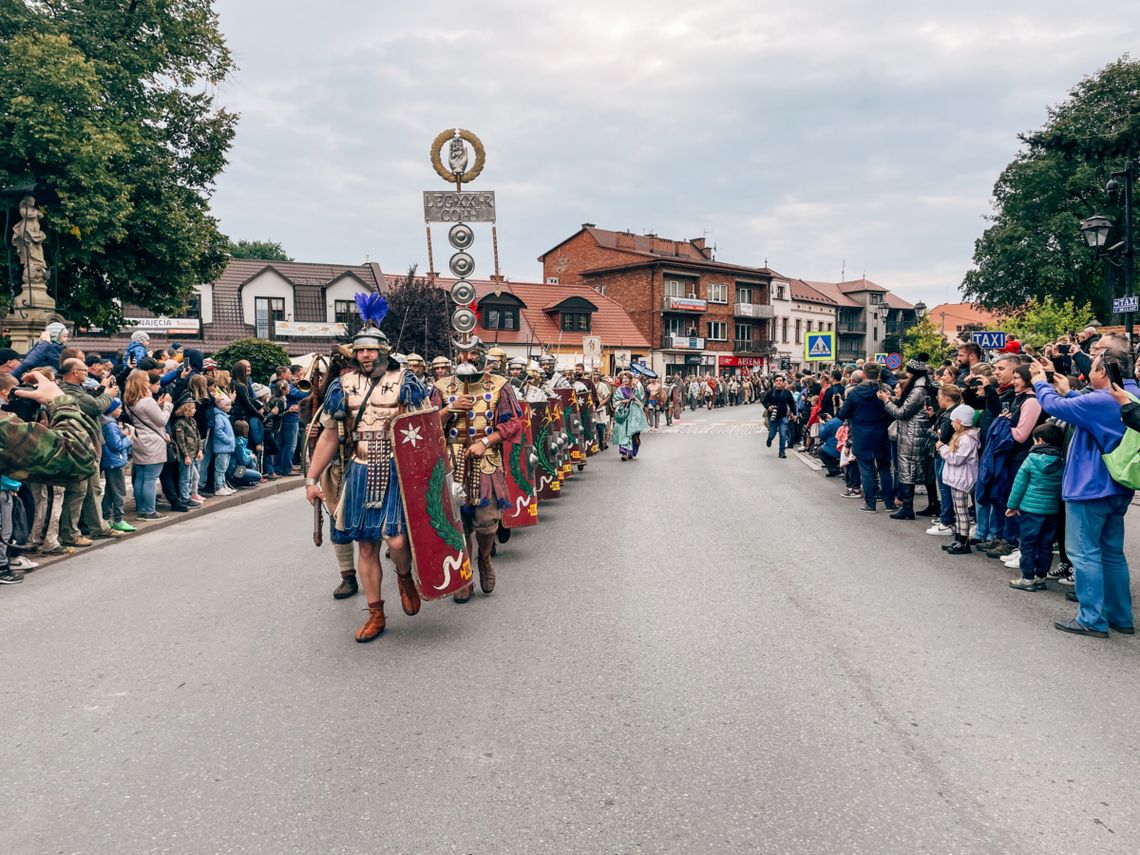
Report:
1056,344,1071,355
4,386,43,423
967,378,983,388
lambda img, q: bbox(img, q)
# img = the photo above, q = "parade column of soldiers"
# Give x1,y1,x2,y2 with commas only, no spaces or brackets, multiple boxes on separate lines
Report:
304,293,626,642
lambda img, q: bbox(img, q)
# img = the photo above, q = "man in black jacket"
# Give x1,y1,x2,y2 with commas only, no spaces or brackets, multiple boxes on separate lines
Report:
762,376,796,458
836,363,896,512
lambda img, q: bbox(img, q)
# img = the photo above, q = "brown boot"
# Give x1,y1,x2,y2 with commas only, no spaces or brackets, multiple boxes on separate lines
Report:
453,583,474,604
397,573,421,616
333,572,358,600
355,603,386,642
478,552,496,594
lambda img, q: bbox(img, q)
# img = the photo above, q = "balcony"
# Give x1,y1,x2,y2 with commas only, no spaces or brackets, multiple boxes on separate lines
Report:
837,321,867,334
662,295,707,313
732,302,774,319
661,333,706,350
733,339,773,354
837,348,863,362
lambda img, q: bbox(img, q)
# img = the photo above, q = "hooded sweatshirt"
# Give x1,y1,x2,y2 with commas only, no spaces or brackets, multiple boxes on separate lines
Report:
1034,379,1139,502
1006,445,1064,516
938,428,980,492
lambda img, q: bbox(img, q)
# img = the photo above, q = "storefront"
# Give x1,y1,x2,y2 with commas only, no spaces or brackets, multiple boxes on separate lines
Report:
717,354,765,376
661,352,715,377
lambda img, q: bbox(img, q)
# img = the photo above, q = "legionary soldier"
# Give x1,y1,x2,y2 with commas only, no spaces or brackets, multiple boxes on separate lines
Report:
406,353,427,381
507,357,527,393
487,346,508,377
430,355,451,382
539,354,570,394
431,337,524,602
304,294,431,643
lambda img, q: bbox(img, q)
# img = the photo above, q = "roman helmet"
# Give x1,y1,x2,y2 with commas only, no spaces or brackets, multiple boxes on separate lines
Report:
351,292,397,374
430,355,452,378
539,353,557,378
507,357,526,375
487,345,508,375
406,353,426,373
453,335,487,383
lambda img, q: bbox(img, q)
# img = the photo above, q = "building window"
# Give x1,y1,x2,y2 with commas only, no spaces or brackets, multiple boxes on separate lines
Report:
795,319,802,343
869,292,883,304
707,321,727,341
734,322,752,342
781,318,789,343
806,320,813,333
546,276,559,284
707,283,728,303
874,326,879,342
184,294,201,319
294,285,325,322
735,286,753,304
485,307,519,331
665,316,688,337
255,297,285,340
334,300,356,325
665,278,697,298
561,312,590,332
775,283,786,300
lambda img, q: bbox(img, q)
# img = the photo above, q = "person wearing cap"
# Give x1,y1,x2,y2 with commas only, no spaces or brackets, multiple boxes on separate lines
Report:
11,321,69,380
0,347,21,375
305,295,432,642
125,330,150,369
936,403,982,555
430,336,525,602
58,357,123,544
406,353,426,381
99,397,136,532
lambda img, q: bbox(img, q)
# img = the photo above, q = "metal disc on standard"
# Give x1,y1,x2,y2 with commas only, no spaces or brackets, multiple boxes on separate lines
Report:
449,252,475,278
451,279,476,305
452,307,477,333
448,223,475,250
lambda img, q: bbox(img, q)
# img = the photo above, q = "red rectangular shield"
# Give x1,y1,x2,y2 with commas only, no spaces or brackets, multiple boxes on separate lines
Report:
502,403,538,528
391,409,473,600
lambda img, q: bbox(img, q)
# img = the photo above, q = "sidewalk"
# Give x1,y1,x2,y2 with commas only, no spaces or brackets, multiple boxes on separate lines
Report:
24,475,306,572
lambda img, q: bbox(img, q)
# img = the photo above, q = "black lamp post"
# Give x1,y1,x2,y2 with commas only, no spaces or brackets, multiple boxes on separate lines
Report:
1081,159,1136,351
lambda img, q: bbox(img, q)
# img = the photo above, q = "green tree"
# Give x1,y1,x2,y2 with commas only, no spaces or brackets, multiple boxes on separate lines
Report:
902,317,954,362
1002,296,1095,350
962,56,1140,317
379,266,453,359
210,338,290,385
229,239,292,261
0,2,236,329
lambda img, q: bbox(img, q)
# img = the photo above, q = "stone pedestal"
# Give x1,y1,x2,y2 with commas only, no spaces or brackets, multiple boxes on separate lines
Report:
5,281,63,353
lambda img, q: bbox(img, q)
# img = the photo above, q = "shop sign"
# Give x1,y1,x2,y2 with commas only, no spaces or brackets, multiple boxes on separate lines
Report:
274,320,348,337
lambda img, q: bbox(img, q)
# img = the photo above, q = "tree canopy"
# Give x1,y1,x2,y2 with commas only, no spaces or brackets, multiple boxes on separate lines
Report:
229,239,292,262
962,56,1139,317
1003,297,1095,350
379,266,453,360
0,1,236,330
902,317,954,362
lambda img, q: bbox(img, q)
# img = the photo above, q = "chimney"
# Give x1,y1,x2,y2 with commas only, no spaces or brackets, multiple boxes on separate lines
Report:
581,222,595,229
616,232,635,249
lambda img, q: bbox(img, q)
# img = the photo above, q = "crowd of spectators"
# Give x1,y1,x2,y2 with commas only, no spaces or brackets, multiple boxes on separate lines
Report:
0,326,310,587
766,329,1137,639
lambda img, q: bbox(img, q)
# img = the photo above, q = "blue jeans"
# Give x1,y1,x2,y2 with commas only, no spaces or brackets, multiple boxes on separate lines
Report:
858,456,894,510
178,461,197,504
934,457,955,527
767,417,790,453
131,462,163,515
1016,511,1056,580
974,501,996,542
198,436,213,492
276,417,300,475
214,452,232,491
1067,494,1134,632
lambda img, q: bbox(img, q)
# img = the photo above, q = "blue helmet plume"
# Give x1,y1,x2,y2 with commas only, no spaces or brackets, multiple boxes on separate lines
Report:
354,292,389,326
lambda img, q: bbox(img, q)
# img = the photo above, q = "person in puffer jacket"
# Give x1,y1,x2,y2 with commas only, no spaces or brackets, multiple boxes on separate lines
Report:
1005,423,1065,591
937,404,981,555
125,331,151,369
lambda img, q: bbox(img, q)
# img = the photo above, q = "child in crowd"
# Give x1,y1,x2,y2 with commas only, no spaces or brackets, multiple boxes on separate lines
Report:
211,394,236,497
230,421,264,487
172,395,203,509
1005,423,1065,591
926,384,963,538
189,374,212,502
99,398,136,533
262,380,288,480
937,403,981,555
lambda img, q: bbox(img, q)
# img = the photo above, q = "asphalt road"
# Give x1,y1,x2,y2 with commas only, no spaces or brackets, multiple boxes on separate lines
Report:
4,404,1140,854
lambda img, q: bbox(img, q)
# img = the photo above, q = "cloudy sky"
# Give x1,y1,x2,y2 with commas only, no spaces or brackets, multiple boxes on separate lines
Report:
209,0,1138,305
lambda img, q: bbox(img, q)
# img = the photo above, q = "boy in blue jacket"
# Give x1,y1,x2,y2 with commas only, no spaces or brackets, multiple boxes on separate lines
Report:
99,398,136,533
1030,354,1135,637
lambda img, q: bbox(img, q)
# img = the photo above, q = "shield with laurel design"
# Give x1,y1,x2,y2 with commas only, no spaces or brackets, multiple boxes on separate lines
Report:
531,400,562,500
502,403,539,528
391,409,473,599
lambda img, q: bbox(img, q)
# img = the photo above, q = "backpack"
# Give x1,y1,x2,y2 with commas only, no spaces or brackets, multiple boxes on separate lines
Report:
1102,392,1140,489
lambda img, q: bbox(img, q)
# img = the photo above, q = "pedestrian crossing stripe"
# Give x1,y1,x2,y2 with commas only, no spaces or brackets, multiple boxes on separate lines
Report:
804,331,835,362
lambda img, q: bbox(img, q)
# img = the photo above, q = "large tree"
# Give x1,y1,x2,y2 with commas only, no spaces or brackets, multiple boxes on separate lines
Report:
962,56,1140,317
379,266,453,360
229,239,292,261
0,1,236,329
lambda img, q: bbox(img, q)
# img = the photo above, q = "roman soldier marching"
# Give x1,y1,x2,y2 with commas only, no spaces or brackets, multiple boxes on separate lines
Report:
507,357,527,393
539,354,571,394
430,355,452,382
304,293,432,642
430,336,524,602
406,353,427,381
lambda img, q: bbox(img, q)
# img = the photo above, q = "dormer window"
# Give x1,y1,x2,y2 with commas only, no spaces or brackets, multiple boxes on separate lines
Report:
545,294,598,335
485,307,519,330
561,312,591,332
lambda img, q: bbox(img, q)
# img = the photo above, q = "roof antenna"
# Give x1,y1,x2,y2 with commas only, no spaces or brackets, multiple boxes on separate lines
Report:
841,259,845,282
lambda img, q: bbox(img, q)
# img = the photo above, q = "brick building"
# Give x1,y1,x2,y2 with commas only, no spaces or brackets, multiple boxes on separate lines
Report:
538,225,774,376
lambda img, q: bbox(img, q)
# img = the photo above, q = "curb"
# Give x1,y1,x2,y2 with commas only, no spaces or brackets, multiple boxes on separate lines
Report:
24,477,306,572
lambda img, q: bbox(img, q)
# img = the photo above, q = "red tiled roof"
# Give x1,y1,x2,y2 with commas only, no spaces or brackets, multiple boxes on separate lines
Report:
883,292,915,310
926,302,1002,330
789,278,836,305
836,277,887,293
801,280,862,308
412,276,651,350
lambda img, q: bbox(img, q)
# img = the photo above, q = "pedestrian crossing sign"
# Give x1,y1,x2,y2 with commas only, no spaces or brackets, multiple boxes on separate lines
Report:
804,331,835,362
874,353,889,365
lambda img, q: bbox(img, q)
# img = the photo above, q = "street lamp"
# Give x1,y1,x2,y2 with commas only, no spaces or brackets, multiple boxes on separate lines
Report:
914,301,927,320
1080,160,1135,350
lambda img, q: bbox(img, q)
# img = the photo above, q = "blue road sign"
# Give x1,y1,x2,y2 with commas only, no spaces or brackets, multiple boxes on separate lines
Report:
873,352,889,365
1113,296,1139,314
971,331,1006,350
804,331,835,362
885,352,903,371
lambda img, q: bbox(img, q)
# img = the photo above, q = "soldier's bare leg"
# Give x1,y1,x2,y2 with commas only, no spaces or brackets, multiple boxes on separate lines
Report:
354,540,386,642
385,533,420,616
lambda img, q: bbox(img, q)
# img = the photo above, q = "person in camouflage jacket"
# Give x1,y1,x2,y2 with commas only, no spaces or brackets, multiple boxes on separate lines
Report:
0,375,99,484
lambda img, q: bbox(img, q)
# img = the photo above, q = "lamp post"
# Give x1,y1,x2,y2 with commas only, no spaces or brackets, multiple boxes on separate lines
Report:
1081,158,1136,351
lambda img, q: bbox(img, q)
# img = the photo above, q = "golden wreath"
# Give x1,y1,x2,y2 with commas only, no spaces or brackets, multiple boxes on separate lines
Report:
430,128,486,185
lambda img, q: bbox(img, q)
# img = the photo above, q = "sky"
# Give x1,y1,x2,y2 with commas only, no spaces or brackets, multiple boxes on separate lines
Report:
209,0,1140,305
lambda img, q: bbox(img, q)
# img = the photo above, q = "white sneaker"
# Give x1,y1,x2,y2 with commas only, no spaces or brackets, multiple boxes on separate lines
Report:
925,522,954,536
1001,549,1023,567
9,556,38,571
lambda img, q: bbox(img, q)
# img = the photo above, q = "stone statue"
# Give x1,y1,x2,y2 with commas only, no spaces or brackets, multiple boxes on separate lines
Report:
448,134,468,174
11,195,48,289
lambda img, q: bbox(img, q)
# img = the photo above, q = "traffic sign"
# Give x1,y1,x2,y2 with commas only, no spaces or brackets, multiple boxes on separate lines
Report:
971,331,1006,350
885,352,902,371
804,331,835,362
1114,296,1139,314
873,353,889,365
